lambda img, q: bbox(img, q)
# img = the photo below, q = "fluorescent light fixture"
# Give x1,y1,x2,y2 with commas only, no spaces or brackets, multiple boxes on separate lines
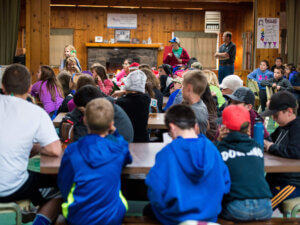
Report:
50,4,76,7
78,5,108,8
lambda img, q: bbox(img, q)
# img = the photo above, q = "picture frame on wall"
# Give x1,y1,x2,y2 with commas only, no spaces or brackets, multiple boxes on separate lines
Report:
115,30,131,42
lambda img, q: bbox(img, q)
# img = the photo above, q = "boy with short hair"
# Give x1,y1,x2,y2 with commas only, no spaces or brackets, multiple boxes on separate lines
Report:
182,70,209,134
145,104,231,224
261,67,293,92
57,98,132,225
262,91,300,208
216,105,272,221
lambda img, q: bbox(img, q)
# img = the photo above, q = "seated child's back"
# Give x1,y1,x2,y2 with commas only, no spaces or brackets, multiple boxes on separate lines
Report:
57,98,132,225
145,105,230,224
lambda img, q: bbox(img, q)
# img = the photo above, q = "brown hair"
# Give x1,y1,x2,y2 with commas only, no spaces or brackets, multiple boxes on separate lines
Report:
139,64,151,70
85,98,114,133
40,65,64,101
91,65,108,83
141,68,160,89
57,71,71,97
183,70,207,97
275,67,284,75
76,75,96,91
2,64,31,95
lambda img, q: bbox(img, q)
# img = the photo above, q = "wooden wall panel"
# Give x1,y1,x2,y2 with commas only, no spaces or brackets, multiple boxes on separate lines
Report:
50,6,253,71
255,0,281,68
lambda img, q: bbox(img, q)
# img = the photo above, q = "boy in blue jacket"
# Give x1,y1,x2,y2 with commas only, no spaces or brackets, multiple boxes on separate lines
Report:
57,98,132,225
247,60,273,111
145,104,231,225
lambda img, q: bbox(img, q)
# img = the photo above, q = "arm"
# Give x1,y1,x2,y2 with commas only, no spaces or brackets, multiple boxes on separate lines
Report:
57,148,75,200
247,69,258,80
260,78,273,87
41,140,62,157
180,48,190,65
163,54,171,64
103,79,113,95
30,81,41,97
215,52,230,60
278,79,293,92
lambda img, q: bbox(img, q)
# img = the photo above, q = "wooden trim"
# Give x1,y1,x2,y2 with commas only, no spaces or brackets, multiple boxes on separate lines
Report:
86,43,162,49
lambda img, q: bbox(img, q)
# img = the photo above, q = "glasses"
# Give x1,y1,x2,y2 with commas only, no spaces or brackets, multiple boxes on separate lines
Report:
123,63,129,66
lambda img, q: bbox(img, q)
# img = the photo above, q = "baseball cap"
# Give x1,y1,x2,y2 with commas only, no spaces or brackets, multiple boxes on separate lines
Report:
219,75,243,92
261,91,297,117
169,37,180,44
222,105,250,131
172,77,183,84
226,87,255,106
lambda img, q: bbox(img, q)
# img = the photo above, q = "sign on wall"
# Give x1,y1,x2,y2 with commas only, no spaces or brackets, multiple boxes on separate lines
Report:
257,18,279,49
107,13,137,29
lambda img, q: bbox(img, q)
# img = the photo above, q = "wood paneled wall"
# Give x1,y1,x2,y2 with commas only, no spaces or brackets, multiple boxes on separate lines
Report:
255,0,281,68
50,6,253,71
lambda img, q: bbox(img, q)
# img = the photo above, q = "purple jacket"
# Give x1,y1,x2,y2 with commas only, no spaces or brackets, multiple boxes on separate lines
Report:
31,80,63,114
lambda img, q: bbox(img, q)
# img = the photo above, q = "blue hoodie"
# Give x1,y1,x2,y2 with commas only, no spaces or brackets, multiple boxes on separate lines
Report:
145,134,231,225
57,132,132,225
247,68,273,90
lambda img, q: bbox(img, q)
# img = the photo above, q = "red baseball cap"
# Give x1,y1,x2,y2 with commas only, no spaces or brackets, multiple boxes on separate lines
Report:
222,105,250,131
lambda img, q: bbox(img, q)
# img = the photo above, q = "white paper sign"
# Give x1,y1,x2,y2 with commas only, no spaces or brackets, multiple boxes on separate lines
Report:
257,18,279,49
107,13,137,29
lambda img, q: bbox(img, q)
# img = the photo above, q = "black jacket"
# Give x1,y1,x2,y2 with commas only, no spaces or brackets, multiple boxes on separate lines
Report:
266,117,300,186
260,77,293,92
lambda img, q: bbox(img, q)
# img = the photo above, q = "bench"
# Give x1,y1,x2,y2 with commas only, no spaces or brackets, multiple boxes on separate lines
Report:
122,217,300,225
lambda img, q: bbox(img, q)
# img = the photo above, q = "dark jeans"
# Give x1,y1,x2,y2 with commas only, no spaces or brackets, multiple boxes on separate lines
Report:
0,171,60,206
259,89,267,112
218,64,234,84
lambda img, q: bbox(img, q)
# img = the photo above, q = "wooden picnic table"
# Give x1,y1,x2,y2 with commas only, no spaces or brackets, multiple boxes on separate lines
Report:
147,113,166,129
40,143,300,175
53,112,67,128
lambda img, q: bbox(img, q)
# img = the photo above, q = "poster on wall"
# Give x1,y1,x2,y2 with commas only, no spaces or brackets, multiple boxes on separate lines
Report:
257,18,279,49
107,13,137,29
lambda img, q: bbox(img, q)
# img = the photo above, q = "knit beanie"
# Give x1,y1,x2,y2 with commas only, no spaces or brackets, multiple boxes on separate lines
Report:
124,70,147,93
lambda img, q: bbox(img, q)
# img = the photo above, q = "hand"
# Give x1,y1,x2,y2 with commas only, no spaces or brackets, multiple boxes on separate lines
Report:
168,53,172,57
272,83,277,88
211,91,216,97
277,85,281,90
109,125,116,134
111,90,126,98
177,59,182,63
217,125,229,141
214,52,219,57
264,140,273,152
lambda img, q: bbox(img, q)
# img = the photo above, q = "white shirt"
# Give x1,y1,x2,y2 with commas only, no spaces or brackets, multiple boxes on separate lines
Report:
0,95,59,196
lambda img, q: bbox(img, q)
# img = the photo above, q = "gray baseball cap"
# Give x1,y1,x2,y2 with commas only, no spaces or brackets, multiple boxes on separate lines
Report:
225,87,255,106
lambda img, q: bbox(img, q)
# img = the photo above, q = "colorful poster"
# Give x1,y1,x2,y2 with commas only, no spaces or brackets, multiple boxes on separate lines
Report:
107,13,137,29
257,18,279,49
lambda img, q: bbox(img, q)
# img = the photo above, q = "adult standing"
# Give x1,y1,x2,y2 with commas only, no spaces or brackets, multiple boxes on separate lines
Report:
163,37,190,68
215,31,236,84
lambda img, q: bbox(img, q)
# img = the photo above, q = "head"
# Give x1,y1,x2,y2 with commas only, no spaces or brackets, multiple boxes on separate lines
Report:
227,87,255,111
191,62,203,70
64,45,76,58
274,67,284,80
66,57,79,73
69,73,83,90
57,71,72,97
140,68,160,89
202,70,219,87
124,70,147,93
158,64,172,77
222,105,250,134
171,77,183,91
91,65,108,82
139,64,151,70
220,75,243,95
122,59,131,73
259,60,269,72
187,57,198,68
2,64,31,95
182,70,207,102
129,62,140,72
261,91,298,126
285,64,296,75
85,98,114,135
76,74,96,91
165,104,197,139
169,37,180,49
74,85,106,108
275,57,283,67
222,31,232,43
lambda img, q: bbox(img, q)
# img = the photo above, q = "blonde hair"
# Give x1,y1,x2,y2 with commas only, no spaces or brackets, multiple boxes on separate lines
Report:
66,57,80,73
64,45,77,58
202,70,220,88
85,98,114,133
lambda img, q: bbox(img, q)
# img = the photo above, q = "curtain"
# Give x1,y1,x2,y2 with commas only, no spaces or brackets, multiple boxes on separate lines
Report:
0,0,21,65
286,0,300,65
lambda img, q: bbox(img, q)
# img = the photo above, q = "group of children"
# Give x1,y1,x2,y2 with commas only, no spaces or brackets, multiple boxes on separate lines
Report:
1,49,300,225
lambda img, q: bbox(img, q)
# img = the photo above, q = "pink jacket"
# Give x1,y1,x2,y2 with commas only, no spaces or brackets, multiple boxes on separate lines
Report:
98,79,113,95
116,69,128,82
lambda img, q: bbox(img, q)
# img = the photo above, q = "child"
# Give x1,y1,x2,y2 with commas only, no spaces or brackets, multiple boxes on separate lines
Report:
163,77,183,111
247,60,273,111
116,59,131,83
182,70,209,134
65,57,81,75
216,105,272,221
145,104,230,224
285,63,298,82
262,91,300,209
91,64,114,95
57,98,132,225
116,70,151,142
31,65,64,117
60,44,81,71
271,57,285,72
158,64,173,96
261,67,293,93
